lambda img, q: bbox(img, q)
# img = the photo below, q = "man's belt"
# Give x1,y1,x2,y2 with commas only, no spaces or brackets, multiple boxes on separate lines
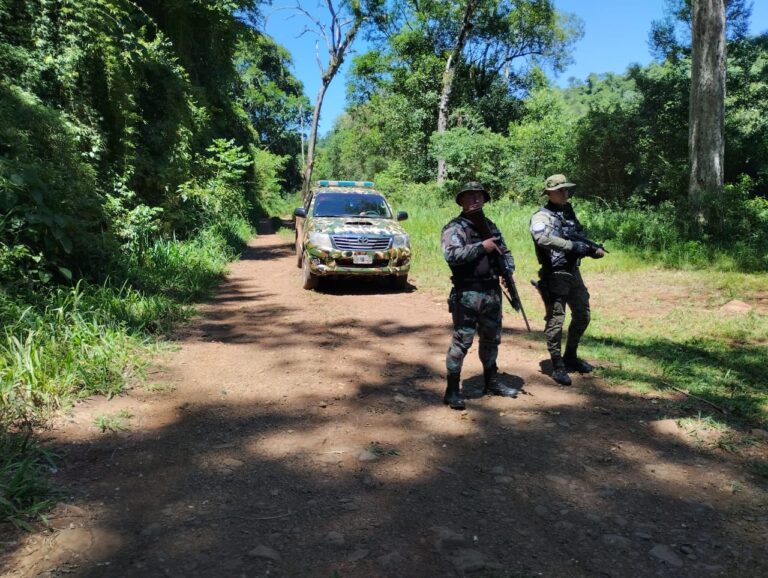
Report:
452,277,500,291
540,264,578,276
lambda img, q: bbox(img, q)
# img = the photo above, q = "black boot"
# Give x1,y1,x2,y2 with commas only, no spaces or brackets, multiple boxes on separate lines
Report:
483,365,519,398
443,373,465,410
551,360,572,386
563,347,594,373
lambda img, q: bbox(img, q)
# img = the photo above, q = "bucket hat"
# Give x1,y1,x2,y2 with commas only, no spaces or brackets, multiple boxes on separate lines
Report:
456,181,490,204
543,174,576,193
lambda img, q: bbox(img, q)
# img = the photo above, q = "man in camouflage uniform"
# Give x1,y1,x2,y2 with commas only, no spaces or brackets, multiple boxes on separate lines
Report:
441,182,520,410
530,174,605,386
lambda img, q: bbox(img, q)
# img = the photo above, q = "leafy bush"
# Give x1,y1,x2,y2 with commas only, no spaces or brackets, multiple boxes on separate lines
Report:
429,126,512,198
579,185,768,272
0,85,104,287
250,146,289,217
581,198,682,251
508,88,577,203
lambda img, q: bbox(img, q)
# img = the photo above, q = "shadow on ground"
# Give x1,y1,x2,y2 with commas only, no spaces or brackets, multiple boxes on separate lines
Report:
14,374,765,577
3,237,766,578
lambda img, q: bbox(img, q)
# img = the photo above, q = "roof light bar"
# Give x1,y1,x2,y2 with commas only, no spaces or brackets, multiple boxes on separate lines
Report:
317,180,375,188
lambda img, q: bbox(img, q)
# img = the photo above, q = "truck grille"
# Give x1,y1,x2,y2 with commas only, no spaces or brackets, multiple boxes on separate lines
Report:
332,235,391,251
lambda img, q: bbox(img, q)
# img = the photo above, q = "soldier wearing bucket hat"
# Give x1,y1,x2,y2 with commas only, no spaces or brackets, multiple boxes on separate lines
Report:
440,182,520,410
530,174,605,386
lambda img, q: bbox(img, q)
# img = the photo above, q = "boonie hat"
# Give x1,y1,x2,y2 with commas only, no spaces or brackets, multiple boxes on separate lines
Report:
456,181,491,204
543,174,576,192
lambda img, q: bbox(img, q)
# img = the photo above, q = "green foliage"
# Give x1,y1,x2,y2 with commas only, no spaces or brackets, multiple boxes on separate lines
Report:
94,410,133,433
724,35,768,194
337,0,582,183
576,184,768,272
122,220,250,301
507,88,576,202
0,285,148,429
236,30,309,192
0,432,58,529
579,198,682,253
314,112,391,182
172,139,251,233
0,0,304,525
0,84,103,287
429,126,511,196
0,218,250,434
250,146,289,216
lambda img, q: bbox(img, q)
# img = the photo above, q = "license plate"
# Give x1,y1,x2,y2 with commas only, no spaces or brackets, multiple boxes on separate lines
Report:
353,253,373,265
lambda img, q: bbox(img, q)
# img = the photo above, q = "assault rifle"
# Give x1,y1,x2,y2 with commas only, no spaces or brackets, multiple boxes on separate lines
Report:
569,231,609,255
465,209,531,332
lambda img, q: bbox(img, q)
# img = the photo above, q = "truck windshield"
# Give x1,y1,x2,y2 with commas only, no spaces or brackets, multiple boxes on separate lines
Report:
312,193,392,218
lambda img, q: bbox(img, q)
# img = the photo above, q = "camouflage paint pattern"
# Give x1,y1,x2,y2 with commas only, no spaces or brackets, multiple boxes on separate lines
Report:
539,266,591,363
304,242,411,277
441,216,515,272
446,288,503,374
441,212,511,374
298,193,411,278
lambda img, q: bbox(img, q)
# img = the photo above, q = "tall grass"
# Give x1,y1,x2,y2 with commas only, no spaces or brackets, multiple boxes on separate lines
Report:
0,432,58,530
0,219,252,526
402,198,639,291
123,221,251,301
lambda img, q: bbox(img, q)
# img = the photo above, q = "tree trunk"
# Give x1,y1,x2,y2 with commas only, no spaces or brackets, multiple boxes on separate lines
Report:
302,81,329,200
300,16,361,199
436,0,479,183
689,0,726,223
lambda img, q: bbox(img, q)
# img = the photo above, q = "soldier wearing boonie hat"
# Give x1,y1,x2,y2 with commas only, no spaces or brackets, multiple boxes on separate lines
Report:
440,181,520,409
529,174,605,386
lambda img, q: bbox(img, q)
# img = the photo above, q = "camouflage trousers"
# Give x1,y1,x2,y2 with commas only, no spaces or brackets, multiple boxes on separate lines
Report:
446,288,502,375
538,268,591,362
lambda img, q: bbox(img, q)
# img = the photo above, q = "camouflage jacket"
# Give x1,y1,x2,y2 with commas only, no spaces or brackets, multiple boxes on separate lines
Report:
529,202,584,271
442,213,515,285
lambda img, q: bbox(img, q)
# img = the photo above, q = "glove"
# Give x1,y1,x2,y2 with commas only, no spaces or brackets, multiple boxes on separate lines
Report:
571,241,590,257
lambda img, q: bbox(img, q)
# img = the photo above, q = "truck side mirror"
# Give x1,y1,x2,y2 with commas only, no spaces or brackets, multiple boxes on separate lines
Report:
293,207,307,218
396,211,408,221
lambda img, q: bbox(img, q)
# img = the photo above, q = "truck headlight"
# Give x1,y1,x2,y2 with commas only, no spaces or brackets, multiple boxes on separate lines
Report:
392,234,410,249
307,232,334,251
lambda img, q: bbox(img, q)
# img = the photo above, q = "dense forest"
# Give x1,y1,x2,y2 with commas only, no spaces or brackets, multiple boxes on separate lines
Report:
1,0,766,526
0,0,310,524
315,0,767,268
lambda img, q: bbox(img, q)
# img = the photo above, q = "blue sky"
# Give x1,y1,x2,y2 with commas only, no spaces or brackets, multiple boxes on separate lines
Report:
264,1,768,136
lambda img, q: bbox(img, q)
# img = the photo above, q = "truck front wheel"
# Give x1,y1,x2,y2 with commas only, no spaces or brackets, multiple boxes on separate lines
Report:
302,253,319,290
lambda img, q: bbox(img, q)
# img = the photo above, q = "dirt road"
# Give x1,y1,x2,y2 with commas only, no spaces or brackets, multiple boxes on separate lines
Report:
2,232,767,577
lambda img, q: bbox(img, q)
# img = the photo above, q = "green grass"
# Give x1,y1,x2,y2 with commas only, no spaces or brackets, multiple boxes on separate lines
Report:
402,199,646,291
402,198,768,428
123,221,251,302
0,432,59,530
94,410,133,433
587,299,768,425
0,220,252,526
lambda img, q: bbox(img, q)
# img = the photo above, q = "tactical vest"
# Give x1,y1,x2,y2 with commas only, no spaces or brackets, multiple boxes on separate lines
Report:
448,215,498,289
534,203,581,272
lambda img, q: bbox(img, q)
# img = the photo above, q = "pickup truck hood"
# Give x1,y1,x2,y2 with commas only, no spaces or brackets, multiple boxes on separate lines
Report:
310,217,408,236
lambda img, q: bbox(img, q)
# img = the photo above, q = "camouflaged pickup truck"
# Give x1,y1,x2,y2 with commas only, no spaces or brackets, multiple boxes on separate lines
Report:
293,181,411,290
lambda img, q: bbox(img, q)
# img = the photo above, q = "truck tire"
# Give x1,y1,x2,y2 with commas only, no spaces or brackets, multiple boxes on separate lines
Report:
302,252,319,290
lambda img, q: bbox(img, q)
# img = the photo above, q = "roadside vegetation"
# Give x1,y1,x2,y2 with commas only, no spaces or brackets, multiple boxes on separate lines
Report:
0,1,306,527
2,0,767,532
